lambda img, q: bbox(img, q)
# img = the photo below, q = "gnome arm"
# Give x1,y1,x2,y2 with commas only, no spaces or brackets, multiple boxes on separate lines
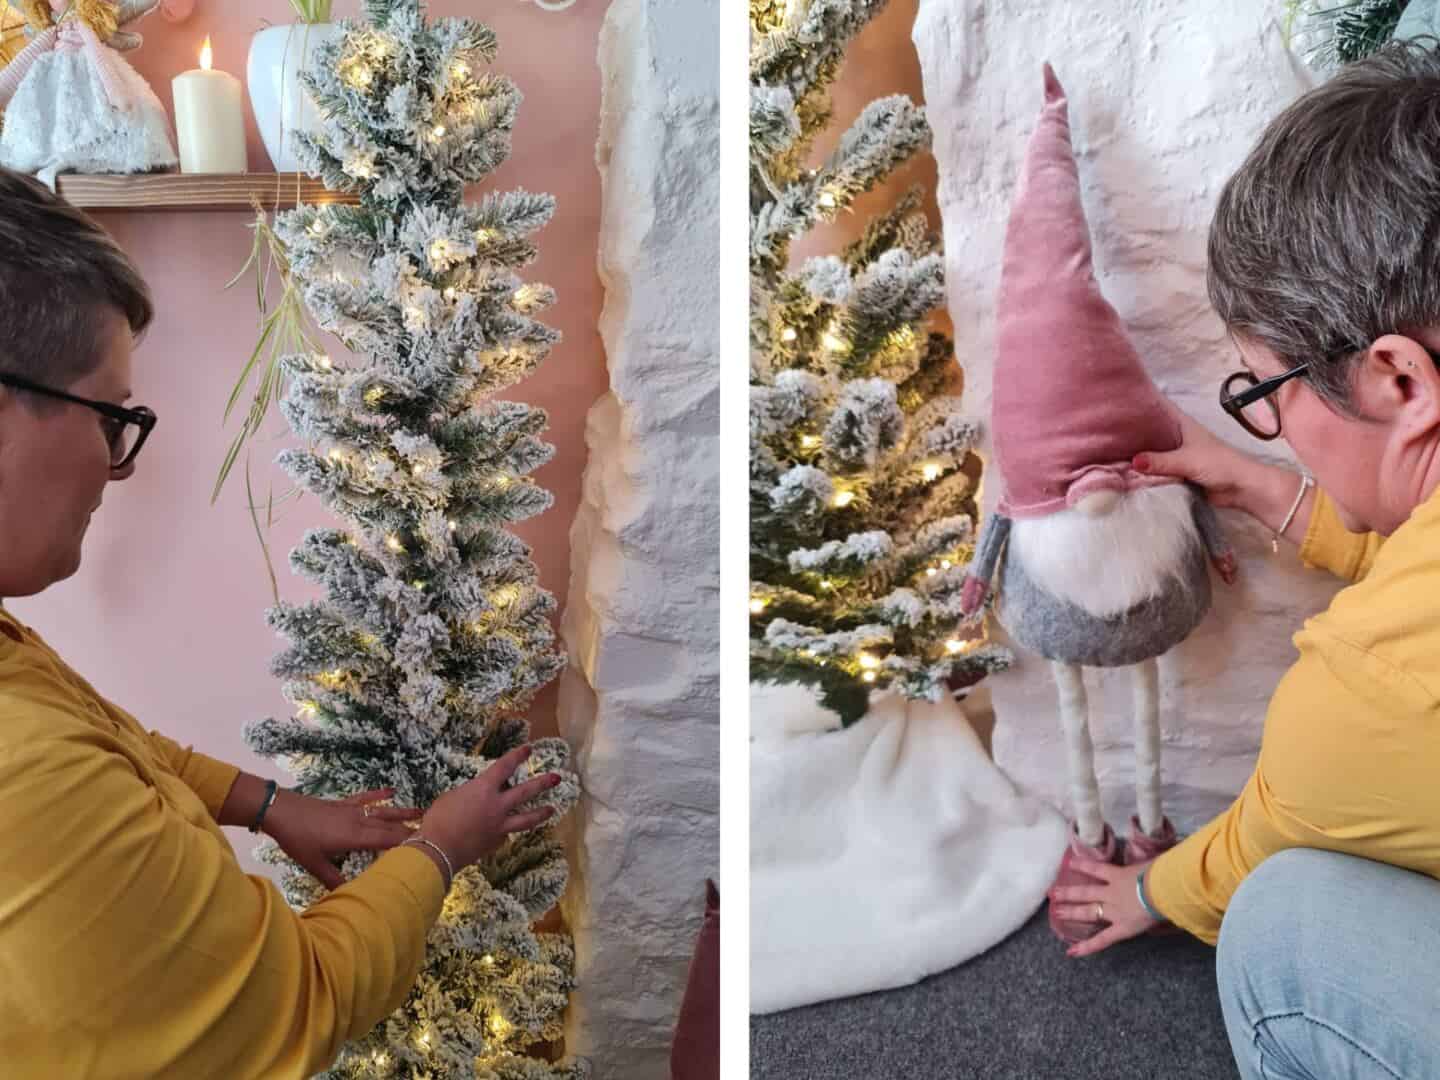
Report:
1189,484,1237,585
960,512,1013,617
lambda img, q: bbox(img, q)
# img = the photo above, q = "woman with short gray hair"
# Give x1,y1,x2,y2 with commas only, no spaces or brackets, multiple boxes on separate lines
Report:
1044,40,1440,1079
0,166,561,1076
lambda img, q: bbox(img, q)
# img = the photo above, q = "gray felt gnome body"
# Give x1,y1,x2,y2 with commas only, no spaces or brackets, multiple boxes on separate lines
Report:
958,65,1237,945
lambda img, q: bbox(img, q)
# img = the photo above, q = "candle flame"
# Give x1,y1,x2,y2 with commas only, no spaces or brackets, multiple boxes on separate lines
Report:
199,36,213,71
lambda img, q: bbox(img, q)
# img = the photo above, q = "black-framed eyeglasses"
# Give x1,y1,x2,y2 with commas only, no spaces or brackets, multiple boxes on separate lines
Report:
0,373,156,469
1221,343,1440,440
1219,362,1310,441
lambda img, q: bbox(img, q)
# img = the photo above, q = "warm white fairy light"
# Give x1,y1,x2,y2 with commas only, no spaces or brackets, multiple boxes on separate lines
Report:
749,597,766,614
316,354,332,370
412,463,425,477
941,559,953,569
513,284,537,307
385,535,405,553
922,463,942,481
946,639,968,654
821,327,846,352
431,124,447,138
832,490,855,508
475,228,495,243
857,653,880,670
327,448,344,463
482,954,495,965
781,326,798,342
298,701,319,718
820,579,834,590
862,672,877,683
444,286,458,301
818,191,837,209
452,59,470,80
799,434,821,449
926,567,938,577
449,519,458,532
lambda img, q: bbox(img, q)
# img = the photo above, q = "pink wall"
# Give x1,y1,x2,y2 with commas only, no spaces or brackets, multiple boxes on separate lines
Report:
9,0,609,874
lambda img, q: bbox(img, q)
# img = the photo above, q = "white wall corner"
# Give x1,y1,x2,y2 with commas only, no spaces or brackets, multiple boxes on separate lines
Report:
558,0,720,1073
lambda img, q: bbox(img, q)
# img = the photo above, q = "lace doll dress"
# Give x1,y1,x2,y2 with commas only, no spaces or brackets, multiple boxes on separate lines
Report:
0,6,175,185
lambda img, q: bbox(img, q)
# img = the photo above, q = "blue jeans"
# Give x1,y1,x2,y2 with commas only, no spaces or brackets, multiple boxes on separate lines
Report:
1216,847,1440,1079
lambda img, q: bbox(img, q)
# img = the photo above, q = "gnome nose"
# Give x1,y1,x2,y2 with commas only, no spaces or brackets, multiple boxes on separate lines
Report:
1073,489,1122,517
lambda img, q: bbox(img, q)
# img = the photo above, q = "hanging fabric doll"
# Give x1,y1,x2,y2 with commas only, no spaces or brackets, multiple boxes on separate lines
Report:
0,0,176,186
959,64,1237,945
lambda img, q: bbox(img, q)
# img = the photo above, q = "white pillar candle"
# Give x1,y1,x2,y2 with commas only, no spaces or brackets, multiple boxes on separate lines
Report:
172,37,247,174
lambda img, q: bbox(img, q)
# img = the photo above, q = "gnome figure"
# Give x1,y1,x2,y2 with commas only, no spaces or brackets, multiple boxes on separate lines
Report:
959,64,1236,945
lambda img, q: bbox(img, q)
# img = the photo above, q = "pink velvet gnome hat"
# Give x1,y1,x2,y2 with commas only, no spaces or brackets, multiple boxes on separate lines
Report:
991,63,1182,518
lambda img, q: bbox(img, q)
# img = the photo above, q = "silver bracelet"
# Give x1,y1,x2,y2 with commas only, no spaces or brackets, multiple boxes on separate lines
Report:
1136,869,1167,923
1273,473,1313,553
401,836,454,892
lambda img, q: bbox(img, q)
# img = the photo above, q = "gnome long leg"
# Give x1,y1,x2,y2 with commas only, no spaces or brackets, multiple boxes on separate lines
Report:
1132,657,1163,836
1051,661,1105,846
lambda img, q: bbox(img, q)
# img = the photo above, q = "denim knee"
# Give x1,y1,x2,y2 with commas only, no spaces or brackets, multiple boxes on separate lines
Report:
1216,849,1336,1005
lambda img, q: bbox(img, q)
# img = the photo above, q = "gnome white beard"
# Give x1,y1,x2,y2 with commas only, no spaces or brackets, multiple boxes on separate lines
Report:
1008,484,1202,619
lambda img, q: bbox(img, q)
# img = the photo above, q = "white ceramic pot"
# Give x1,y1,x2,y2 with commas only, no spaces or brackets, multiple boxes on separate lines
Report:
246,22,344,173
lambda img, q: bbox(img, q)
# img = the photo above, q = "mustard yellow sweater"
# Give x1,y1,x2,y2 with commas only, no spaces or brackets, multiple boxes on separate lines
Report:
0,608,445,1077
1146,487,1439,945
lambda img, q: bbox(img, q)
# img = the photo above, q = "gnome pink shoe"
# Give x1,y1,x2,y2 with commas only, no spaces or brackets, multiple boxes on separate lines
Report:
1123,813,1177,864
1047,820,1121,944
1124,814,1186,936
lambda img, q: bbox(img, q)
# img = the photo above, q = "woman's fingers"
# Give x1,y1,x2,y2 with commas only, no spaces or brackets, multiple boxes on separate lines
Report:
1068,924,1128,958
1049,883,1106,904
505,807,557,833
486,743,535,787
1067,857,1118,882
1053,903,1110,924
503,772,561,808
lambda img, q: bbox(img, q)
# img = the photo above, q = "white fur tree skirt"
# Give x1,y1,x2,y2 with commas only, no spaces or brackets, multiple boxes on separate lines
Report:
750,684,1069,1014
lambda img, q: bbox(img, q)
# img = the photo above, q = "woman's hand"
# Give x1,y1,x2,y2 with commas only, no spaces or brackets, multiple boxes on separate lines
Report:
263,786,422,891
418,744,561,871
1050,856,1165,958
1135,409,1258,513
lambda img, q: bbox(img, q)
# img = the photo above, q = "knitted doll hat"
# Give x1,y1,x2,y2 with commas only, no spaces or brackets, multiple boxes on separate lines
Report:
991,63,1182,519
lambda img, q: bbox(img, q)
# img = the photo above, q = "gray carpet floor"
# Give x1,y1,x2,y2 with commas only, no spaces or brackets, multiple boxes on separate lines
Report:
751,905,1240,1079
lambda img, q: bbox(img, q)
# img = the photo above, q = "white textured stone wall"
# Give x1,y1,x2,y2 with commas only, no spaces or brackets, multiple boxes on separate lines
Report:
914,2,1342,831
557,0,719,1073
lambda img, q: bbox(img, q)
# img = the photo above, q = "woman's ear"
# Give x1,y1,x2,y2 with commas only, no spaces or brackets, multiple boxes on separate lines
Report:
1363,333,1440,437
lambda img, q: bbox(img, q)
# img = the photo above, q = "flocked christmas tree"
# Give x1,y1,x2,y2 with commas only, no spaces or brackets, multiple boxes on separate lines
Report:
1284,0,1410,65
749,0,1011,725
238,1,587,1076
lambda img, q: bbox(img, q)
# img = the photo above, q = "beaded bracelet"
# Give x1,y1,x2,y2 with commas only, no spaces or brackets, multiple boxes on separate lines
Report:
1135,869,1167,923
249,779,279,834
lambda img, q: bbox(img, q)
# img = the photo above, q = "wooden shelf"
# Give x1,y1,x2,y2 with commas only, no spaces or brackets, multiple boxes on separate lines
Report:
54,173,359,212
